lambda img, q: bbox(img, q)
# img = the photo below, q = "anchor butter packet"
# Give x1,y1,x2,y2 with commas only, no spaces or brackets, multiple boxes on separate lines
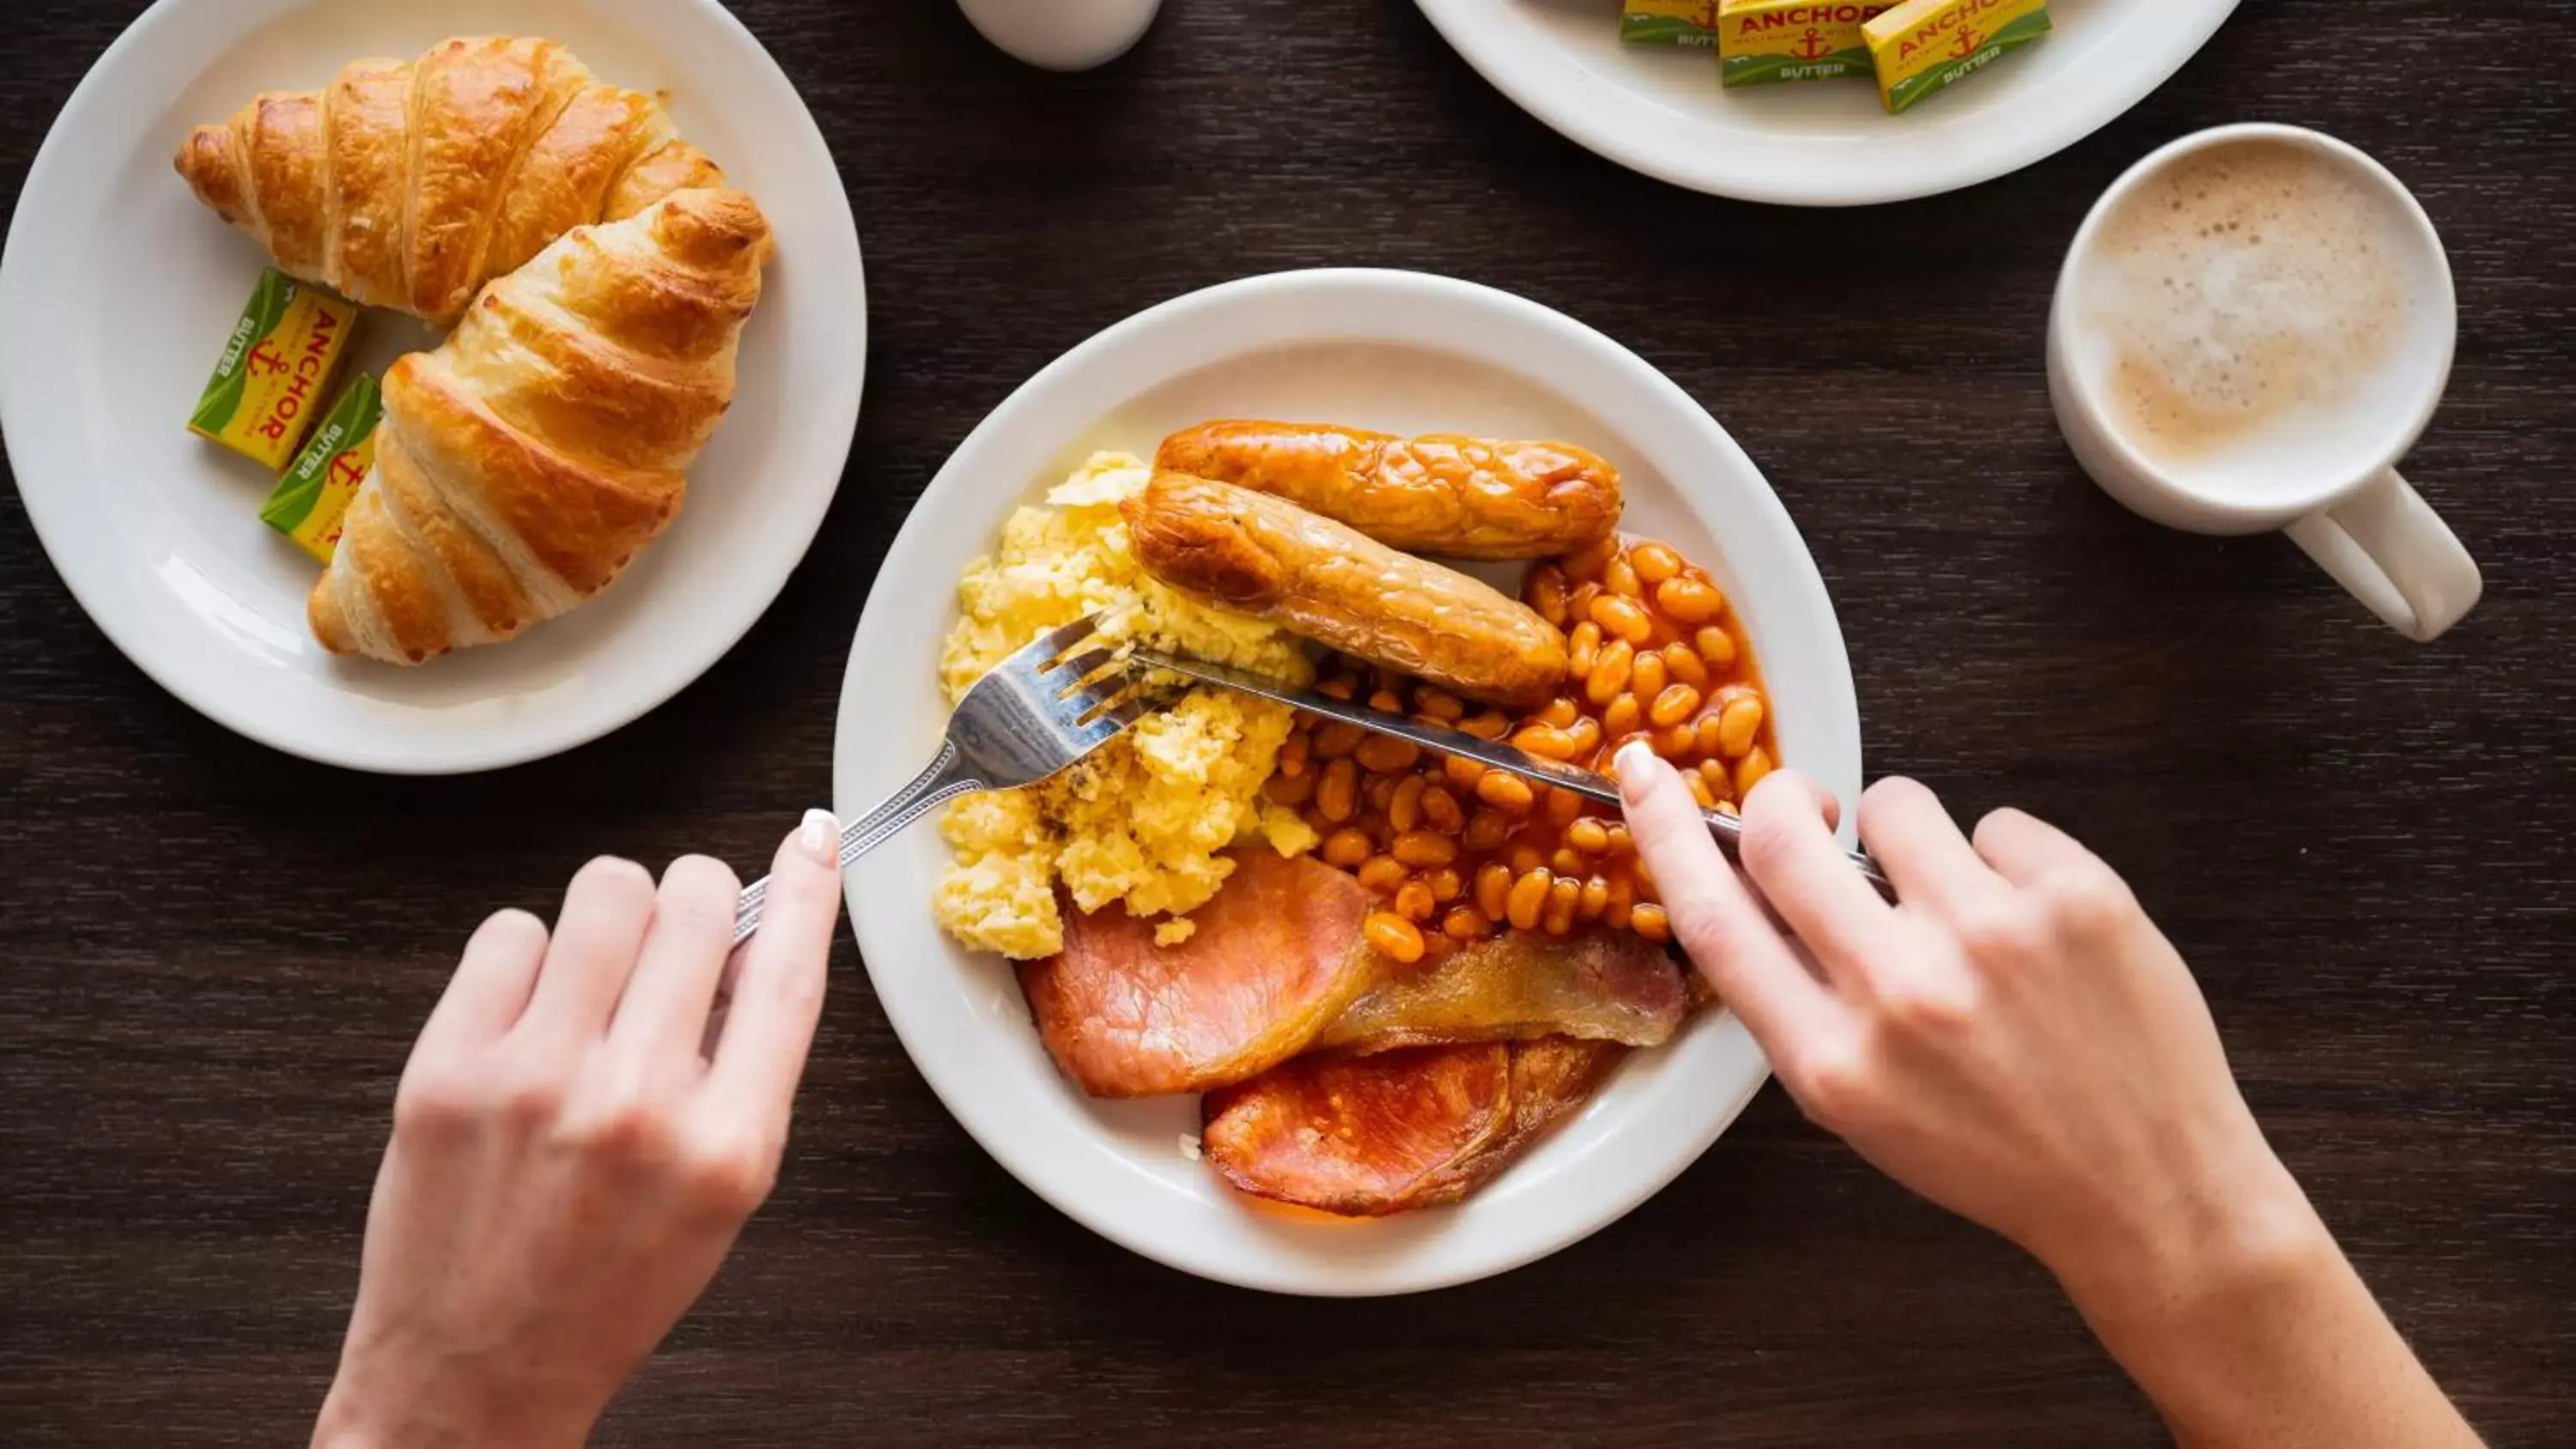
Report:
1719,1,1894,87
188,268,361,470
1622,1,1722,47
260,373,381,563
1864,0,2050,114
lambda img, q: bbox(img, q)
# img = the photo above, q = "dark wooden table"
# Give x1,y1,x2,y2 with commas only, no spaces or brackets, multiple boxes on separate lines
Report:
4,2,2572,1443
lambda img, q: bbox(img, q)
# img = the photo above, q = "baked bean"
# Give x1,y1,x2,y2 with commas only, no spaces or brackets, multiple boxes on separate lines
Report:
1578,876,1611,920
1655,577,1725,625
1585,640,1636,706
1685,771,1717,809
1443,905,1491,942
1364,912,1427,964
1373,665,1411,695
1317,759,1359,822
1415,688,1465,723
1421,785,1465,834
1661,643,1707,687
1392,830,1458,869
1457,712,1512,742
1565,818,1611,854
1603,555,1643,599
1716,696,1765,759
1604,822,1633,856
1589,593,1654,646
1356,735,1422,774
1545,786,1585,828
1314,721,1365,759
1714,798,1740,817
1388,775,1426,832
1368,689,1406,715
1605,873,1636,931
1279,730,1311,779
1474,862,1513,921
1653,723,1697,758
1564,716,1602,757
1462,809,1515,853
1735,746,1775,797
1505,870,1552,931
1322,828,1372,869
1509,845,1548,878
1476,771,1536,813
1562,534,1620,583
1631,903,1672,944
1425,867,1463,904
1649,683,1704,729
1364,774,1398,812
1528,565,1570,627
1566,621,1603,680
1511,724,1582,761
1693,625,1738,667
1564,581,1602,627
1394,878,1437,923
1601,693,1642,738
1445,755,1488,791
1630,651,1668,702
1539,697,1581,729
1630,542,1682,586
1357,856,1409,894
1550,847,1585,878
1543,876,1582,936
1316,674,1358,701
1265,771,1315,808
1695,712,1726,758
1698,759,1733,803
1631,854,1658,894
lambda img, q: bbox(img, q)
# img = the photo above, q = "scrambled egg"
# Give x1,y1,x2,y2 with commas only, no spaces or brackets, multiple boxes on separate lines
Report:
933,452,1319,960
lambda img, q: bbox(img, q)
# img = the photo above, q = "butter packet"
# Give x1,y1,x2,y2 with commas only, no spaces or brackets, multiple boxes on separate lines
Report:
1864,0,2050,114
188,267,361,470
259,373,381,563
1720,1,1894,87
1622,1,1722,47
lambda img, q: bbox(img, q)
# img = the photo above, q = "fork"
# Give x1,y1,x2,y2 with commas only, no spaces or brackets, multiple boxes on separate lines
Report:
730,614,1139,946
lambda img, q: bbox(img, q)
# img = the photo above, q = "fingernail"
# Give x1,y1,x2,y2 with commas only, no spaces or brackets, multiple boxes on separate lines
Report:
1613,741,1657,798
797,809,840,865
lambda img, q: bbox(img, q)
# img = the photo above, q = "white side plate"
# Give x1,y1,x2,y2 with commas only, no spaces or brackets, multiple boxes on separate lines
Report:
1415,0,2239,206
0,0,866,773
837,269,1861,1295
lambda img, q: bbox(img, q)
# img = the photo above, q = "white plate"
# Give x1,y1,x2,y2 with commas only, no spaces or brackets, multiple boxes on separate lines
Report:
1415,0,2239,206
836,269,1862,1295
0,0,865,774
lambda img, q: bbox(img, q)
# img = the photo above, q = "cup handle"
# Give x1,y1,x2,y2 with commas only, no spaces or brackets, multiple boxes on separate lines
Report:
2281,470,2482,642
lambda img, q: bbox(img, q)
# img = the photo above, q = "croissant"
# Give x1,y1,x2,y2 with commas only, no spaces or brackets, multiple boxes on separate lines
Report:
176,35,723,325
308,188,771,664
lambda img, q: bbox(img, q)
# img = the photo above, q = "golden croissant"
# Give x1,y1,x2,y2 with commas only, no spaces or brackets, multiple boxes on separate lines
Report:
176,35,723,324
308,188,771,664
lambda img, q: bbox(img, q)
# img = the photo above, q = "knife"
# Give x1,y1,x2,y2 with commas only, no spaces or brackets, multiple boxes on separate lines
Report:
1130,647,1898,902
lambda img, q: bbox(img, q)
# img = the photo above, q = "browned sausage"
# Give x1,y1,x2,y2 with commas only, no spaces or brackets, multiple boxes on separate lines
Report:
1123,472,1569,709
1155,421,1621,561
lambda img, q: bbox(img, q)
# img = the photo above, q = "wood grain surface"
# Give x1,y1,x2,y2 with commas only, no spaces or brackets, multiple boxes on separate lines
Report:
3,1,2572,1444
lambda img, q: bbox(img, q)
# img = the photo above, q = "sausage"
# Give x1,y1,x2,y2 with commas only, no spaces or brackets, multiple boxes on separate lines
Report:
1155,421,1621,561
1123,472,1569,709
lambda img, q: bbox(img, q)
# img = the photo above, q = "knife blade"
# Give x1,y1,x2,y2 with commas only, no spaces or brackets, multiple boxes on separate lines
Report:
1130,647,1897,902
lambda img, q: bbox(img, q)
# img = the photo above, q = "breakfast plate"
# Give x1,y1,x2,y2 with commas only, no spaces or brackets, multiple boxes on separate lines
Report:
836,269,1862,1294
1413,0,2239,206
0,0,865,773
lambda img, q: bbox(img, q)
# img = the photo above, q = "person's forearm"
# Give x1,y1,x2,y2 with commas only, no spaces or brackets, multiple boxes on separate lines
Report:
2054,1161,2480,1449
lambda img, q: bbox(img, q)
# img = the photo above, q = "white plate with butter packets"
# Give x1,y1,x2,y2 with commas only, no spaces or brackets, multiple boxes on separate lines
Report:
0,0,864,773
836,269,1863,1294
1414,0,2239,206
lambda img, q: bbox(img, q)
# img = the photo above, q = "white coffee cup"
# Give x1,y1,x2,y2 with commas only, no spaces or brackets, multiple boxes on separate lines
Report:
2048,124,2482,642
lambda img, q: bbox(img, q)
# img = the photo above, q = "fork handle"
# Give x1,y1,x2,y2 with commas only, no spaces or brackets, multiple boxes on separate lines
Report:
731,740,987,947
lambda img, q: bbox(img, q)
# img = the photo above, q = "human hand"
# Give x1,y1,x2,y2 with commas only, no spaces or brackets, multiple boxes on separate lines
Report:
1613,750,2312,1305
312,814,846,1449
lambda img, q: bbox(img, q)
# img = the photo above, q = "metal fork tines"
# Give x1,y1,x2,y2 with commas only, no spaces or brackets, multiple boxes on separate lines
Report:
732,614,1140,946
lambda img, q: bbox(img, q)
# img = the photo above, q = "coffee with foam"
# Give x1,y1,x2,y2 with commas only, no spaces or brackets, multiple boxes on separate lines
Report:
2075,138,2431,497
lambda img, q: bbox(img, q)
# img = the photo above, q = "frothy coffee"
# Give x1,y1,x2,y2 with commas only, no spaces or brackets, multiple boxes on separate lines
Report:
2080,138,2423,476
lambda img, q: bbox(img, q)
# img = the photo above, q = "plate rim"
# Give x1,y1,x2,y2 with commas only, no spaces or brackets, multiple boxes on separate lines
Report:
0,0,866,775
1412,0,2242,206
835,266,1862,1295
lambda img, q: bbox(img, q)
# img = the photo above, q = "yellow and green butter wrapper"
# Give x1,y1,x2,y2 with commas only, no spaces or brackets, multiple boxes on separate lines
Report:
1719,1,1894,87
1622,1,1721,47
1865,0,2050,114
188,267,361,470
260,373,380,563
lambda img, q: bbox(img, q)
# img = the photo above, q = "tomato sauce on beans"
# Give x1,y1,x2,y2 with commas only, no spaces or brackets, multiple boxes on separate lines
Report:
1264,535,1778,965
